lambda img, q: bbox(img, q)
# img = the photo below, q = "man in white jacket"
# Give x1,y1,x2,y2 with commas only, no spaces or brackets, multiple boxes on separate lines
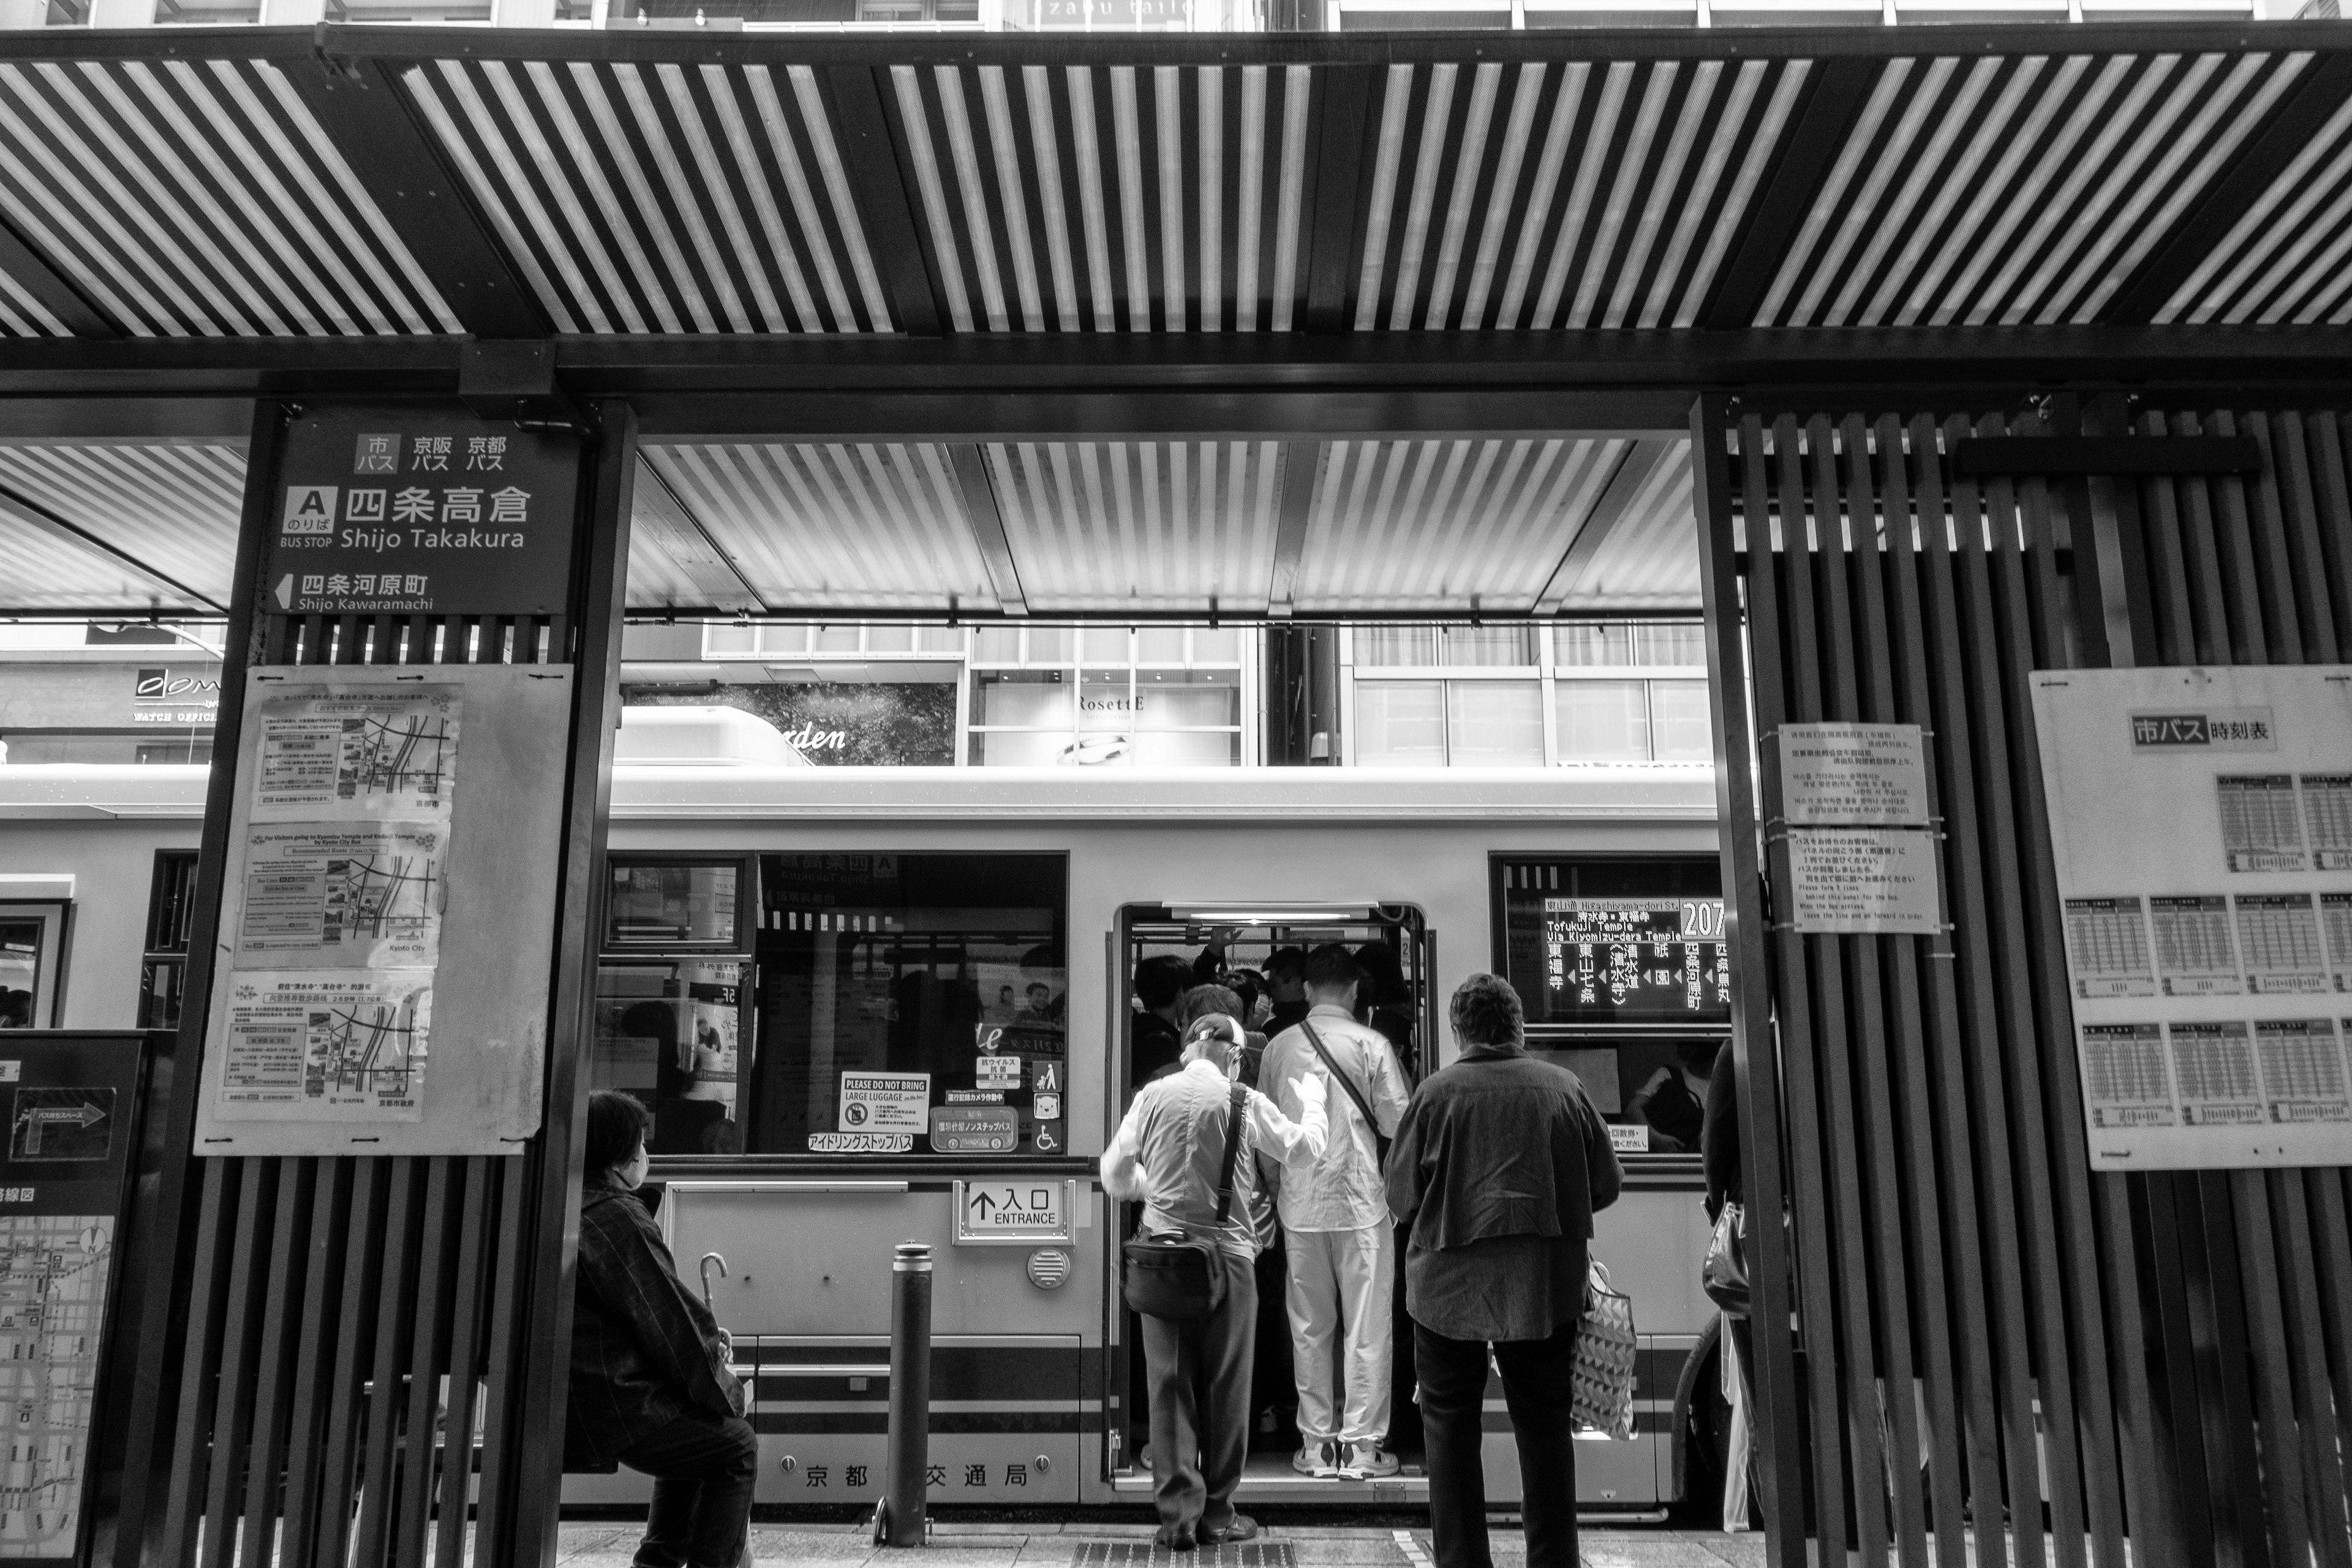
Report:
1104,1015,1327,1551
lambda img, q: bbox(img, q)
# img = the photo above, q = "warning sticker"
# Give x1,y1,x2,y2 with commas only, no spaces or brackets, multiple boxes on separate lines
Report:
975,1055,1022,1090
839,1072,930,1134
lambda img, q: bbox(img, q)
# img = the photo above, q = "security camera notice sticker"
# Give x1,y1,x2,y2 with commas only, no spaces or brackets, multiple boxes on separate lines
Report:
838,1072,930,1134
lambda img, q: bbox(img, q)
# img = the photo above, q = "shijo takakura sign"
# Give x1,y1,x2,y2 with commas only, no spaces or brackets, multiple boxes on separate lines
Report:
266,412,581,616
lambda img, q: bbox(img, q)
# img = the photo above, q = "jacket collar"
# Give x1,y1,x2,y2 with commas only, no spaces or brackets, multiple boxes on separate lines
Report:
1307,1002,1357,1021
1458,1039,1528,1062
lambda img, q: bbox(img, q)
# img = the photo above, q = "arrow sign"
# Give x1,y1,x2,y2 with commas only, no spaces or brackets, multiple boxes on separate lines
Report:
16,1101,105,1157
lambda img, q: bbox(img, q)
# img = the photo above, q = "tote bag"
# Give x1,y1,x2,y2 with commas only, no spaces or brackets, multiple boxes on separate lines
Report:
1570,1261,1638,1440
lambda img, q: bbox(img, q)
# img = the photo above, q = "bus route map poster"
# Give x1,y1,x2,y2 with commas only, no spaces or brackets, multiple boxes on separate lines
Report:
2032,666,2352,1170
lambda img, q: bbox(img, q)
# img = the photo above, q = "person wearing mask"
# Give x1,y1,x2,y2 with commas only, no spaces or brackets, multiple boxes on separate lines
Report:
1131,954,1194,1090
1104,1016,1330,1550
1260,944,1411,1479
1387,974,1621,1568
566,1091,755,1568
1262,948,1310,1035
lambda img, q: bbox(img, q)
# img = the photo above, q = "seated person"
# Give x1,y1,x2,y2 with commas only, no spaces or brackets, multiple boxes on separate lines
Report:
567,1091,755,1568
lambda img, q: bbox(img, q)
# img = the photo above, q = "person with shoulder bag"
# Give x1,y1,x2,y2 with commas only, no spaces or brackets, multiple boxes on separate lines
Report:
1102,1015,1328,1551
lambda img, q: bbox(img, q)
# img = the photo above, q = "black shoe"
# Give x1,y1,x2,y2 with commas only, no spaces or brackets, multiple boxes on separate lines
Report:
1156,1524,1197,1553
1200,1514,1259,1545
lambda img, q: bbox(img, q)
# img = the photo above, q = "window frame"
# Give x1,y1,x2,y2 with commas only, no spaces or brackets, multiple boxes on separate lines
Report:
0,900,71,1030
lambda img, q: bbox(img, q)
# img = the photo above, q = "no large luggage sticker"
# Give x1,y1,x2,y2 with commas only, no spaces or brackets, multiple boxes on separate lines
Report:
839,1072,929,1134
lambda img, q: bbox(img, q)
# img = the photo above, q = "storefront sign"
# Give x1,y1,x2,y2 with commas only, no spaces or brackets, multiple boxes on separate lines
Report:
2033,666,2352,1170
1776,722,1931,826
952,1178,1073,1245
265,412,579,617
1784,827,1944,935
132,666,221,726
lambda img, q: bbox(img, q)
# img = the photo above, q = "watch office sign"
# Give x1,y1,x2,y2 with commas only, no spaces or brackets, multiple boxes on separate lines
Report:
266,412,580,617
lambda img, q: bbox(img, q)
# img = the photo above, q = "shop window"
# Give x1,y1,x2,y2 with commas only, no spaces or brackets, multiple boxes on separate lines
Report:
1649,680,1713,762
154,0,262,21
966,625,1244,767
1446,681,1545,766
135,740,214,765
1353,681,1446,765
1555,679,1651,761
747,852,1066,1157
0,903,67,1030
139,850,200,1031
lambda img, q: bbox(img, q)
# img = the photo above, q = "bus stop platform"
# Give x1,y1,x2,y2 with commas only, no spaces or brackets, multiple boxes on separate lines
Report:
552,1522,1769,1568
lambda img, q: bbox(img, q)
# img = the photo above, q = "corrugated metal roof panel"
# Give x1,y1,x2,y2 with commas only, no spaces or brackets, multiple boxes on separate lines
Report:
0,58,458,336
0,505,206,611
1551,439,1698,610
404,59,891,334
2158,72,2352,324
1289,437,1628,612
0,442,243,606
983,440,1281,611
643,441,998,610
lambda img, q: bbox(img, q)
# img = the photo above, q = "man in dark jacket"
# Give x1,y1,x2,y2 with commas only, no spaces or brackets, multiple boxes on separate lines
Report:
568,1091,755,1568
1387,974,1622,1568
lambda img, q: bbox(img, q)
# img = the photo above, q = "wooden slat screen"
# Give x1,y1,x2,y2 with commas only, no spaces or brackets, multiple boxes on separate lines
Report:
1695,398,2352,1568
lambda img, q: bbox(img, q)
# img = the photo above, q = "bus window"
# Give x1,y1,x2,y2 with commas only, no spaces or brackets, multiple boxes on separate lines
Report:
605,861,742,948
593,960,750,1155
747,853,1067,1157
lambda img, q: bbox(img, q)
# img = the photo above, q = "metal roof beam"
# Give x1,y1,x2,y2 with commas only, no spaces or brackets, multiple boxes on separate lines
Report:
948,444,1028,617
630,457,767,615
1697,59,1882,331
1267,440,1323,613
0,480,227,615
0,216,117,339
1303,65,1374,334
279,52,549,339
827,65,948,336
1534,437,1676,614
2101,51,2352,326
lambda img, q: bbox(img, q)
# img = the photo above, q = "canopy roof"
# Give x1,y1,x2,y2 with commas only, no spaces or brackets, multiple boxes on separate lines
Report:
2,21,2347,617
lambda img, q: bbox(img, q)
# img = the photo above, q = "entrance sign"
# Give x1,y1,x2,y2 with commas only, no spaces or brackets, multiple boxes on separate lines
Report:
195,666,571,1156
1776,723,1932,826
1785,827,1943,934
2032,666,2352,1170
951,1178,1074,1246
265,412,579,618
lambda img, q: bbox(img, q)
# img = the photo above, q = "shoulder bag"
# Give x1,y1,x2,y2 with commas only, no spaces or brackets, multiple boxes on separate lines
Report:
1121,1085,1248,1321
1300,1020,1389,1163
1569,1259,1639,1440
1703,1200,1751,1316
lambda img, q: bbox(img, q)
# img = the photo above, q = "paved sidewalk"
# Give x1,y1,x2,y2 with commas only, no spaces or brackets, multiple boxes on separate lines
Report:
553,1521,1771,1568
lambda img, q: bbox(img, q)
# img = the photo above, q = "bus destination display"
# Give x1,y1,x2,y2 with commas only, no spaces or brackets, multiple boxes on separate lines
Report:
1543,897,1730,1023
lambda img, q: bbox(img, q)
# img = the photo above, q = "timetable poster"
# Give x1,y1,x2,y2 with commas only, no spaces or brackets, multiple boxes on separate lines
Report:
2032,666,2352,1170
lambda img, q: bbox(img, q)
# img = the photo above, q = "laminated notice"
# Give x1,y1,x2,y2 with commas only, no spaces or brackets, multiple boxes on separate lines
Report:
216,971,432,1121
253,687,461,821
235,822,447,968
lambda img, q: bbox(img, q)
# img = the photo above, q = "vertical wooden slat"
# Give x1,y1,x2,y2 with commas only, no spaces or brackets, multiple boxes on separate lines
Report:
1862,413,1972,1568
312,1159,388,1568
352,1158,423,1568
2193,1170,2274,1568
277,1161,356,1568
472,1156,532,1567
159,1161,237,1567
2228,1175,2312,1568
2263,416,2342,661
434,1158,497,1568
2267,1172,2352,1568
2236,415,2310,663
197,1160,280,1568
1697,402,1813,1568
2132,414,2200,664
2297,415,2352,651
238,1158,319,1568
2158,413,2233,663
396,1161,461,1568
2201,413,2268,665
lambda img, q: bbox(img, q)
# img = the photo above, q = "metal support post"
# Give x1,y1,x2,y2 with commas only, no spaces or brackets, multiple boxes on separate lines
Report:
875,1241,933,1548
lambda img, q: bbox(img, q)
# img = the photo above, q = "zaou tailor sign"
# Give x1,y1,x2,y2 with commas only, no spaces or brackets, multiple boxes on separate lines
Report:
266,411,581,617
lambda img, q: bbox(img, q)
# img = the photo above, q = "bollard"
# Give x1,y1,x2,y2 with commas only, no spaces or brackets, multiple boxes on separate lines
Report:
874,1240,933,1548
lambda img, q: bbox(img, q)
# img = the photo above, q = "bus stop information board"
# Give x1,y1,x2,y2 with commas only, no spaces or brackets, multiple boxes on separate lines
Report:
266,412,578,617
2032,666,2352,1170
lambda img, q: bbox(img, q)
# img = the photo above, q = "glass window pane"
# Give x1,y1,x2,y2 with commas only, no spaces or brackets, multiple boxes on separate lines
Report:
752,853,1065,1156
704,624,756,656
1079,668,1133,731
1446,680,1545,765
1554,624,1633,666
1137,668,1240,728
1555,680,1652,761
972,669,1071,726
1136,627,1188,664
0,919,43,1029
592,960,748,1155
1356,627,1441,666
1079,627,1131,662
973,627,1022,663
1188,627,1242,664
1133,730,1240,766
864,625,914,654
754,624,805,655
970,730,1078,766
1443,627,1537,667
1025,627,1074,665
1650,680,1713,761
917,625,967,654
606,864,740,946
1634,623,1708,667
813,625,860,654
1354,682,1446,766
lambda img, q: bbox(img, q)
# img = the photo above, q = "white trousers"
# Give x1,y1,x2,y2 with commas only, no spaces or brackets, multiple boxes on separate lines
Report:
1283,1223,1394,1446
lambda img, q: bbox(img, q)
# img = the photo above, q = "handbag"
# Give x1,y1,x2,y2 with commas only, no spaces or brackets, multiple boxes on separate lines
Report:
1569,1260,1638,1440
1703,1200,1750,1316
1121,1085,1248,1321
1300,1020,1390,1163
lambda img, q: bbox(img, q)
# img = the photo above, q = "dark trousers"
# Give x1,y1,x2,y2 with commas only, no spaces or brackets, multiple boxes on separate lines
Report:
1140,1248,1257,1537
613,1408,759,1568
1415,1316,1581,1568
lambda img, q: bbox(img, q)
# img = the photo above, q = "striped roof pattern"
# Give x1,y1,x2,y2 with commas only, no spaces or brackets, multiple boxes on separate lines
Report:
1757,48,2310,328
405,59,892,334
984,440,1284,608
2158,67,2352,324
0,58,456,337
0,442,245,608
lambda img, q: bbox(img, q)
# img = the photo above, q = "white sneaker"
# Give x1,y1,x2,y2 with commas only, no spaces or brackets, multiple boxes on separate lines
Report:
1292,1439,1340,1477
1344,1441,1401,1479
